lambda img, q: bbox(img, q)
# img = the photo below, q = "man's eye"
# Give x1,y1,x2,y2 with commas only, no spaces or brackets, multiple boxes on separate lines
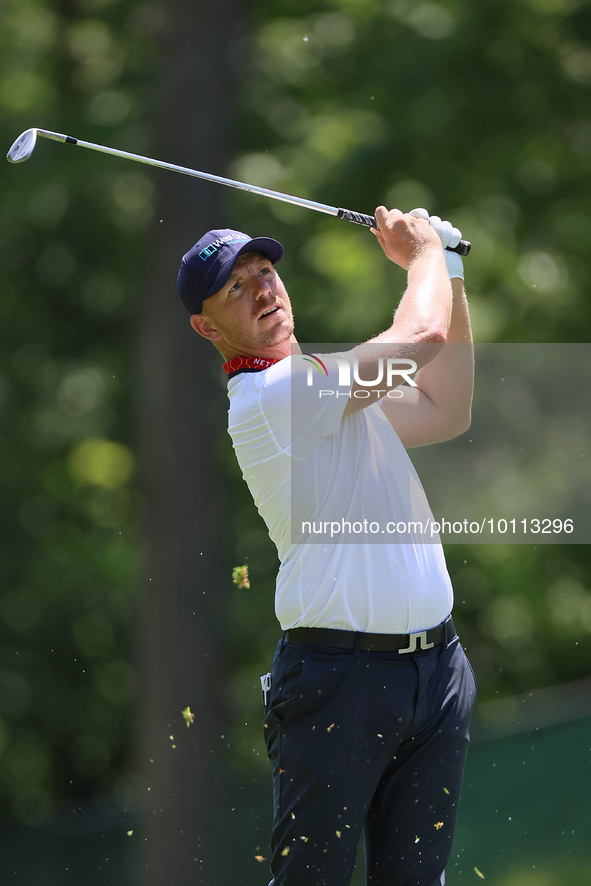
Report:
260,267,271,276
230,281,241,292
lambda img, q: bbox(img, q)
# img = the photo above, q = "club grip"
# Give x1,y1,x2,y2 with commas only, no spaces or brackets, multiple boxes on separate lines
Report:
337,208,378,228
337,207,471,256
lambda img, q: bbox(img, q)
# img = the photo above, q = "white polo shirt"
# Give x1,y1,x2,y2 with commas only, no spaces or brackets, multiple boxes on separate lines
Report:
227,353,453,634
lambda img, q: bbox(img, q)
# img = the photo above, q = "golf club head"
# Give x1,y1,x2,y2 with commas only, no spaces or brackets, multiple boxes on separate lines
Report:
7,128,38,163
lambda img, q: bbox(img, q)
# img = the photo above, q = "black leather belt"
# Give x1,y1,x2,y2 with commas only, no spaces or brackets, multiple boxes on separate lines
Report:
284,616,455,653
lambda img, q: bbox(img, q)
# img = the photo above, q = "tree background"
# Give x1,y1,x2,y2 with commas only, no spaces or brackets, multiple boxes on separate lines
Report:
0,0,590,884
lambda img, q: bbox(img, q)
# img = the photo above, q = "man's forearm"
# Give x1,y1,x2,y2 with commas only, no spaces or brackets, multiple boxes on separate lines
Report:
386,248,453,344
369,207,454,346
358,248,453,369
411,279,474,427
446,278,473,344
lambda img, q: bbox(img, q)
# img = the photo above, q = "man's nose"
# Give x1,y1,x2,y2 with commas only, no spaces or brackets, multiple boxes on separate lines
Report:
251,275,271,298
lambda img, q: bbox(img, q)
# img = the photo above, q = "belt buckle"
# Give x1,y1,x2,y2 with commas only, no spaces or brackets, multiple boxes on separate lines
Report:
399,630,434,654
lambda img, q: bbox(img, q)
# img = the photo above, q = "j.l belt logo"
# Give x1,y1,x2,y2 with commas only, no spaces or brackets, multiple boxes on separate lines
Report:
399,631,434,654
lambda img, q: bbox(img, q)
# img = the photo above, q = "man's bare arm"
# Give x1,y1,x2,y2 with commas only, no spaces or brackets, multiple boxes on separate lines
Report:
343,206,453,418
381,278,474,448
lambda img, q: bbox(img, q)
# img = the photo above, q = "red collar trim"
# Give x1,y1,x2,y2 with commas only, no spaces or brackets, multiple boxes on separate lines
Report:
223,355,282,377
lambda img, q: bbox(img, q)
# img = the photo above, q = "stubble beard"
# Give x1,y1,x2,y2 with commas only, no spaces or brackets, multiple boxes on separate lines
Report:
231,306,295,352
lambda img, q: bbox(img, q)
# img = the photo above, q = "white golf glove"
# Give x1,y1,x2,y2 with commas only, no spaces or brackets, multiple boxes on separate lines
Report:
409,208,464,280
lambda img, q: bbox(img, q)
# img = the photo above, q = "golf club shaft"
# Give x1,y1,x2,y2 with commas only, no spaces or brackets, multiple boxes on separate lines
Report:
23,130,473,255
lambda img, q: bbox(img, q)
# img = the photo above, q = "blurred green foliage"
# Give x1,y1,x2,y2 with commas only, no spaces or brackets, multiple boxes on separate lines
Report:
0,0,161,826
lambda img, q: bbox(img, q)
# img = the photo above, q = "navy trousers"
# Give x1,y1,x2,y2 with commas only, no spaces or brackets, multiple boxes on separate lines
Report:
262,627,476,886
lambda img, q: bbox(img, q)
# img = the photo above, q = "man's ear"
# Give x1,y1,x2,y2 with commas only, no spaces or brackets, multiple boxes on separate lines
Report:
190,313,222,341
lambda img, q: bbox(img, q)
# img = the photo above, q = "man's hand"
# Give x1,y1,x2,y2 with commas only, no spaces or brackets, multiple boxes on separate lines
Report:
422,213,464,280
371,206,442,270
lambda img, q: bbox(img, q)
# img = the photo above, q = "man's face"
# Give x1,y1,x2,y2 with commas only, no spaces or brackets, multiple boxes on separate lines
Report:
192,252,295,358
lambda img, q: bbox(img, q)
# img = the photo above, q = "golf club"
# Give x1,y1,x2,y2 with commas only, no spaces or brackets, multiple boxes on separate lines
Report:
7,128,471,256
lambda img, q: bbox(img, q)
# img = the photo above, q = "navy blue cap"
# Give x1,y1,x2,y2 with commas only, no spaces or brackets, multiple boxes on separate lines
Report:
177,228,285,314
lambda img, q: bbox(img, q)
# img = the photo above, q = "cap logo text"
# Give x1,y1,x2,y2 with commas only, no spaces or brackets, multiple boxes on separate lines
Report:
198,235,250,261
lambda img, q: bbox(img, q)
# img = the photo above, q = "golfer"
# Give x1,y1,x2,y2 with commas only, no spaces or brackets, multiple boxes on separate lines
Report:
177,206,476,886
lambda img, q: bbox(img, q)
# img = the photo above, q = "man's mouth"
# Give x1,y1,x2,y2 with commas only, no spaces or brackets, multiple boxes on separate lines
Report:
258,305,280,320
